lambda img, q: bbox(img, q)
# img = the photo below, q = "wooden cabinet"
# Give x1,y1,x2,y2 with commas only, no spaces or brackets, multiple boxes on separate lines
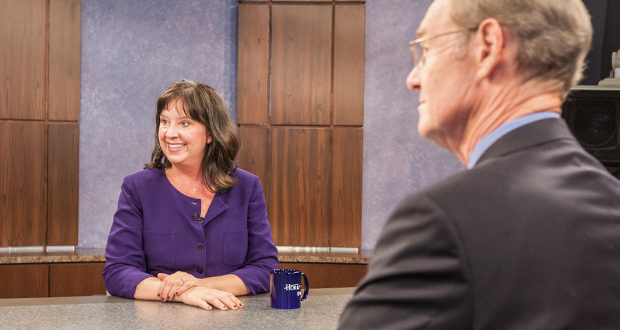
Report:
0,263,106,299
279,262,367,288
0,0,81,248
237,1,365,248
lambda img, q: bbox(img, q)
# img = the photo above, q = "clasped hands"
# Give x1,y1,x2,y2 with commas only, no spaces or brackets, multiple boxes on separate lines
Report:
156,272,243,311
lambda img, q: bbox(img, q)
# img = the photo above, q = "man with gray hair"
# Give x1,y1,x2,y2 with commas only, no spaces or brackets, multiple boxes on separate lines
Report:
338,0,620,329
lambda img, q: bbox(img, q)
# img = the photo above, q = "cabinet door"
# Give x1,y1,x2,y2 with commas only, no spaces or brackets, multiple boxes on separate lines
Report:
49,263,107,297
279,262,367,288
0,264,49,298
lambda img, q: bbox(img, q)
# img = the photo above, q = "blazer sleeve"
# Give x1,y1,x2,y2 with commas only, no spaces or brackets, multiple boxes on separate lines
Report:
102,175,153,299
338,194,472,330
230,176,279,295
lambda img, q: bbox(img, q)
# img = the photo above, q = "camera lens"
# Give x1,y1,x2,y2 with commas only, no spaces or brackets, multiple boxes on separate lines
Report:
574,100,617,148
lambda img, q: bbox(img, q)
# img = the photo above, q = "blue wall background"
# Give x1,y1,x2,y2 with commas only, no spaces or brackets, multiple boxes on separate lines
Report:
79,0,464,249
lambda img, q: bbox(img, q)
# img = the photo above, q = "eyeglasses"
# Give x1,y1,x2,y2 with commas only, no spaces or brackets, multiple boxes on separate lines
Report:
409,28,476,69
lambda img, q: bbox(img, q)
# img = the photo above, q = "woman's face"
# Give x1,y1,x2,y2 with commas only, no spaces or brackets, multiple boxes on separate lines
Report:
158,100,210,170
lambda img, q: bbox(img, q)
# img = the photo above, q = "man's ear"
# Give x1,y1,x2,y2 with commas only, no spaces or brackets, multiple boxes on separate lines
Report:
474,18,505,79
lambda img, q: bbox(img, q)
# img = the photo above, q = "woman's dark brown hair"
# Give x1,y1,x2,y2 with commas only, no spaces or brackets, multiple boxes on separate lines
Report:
145,80,240,192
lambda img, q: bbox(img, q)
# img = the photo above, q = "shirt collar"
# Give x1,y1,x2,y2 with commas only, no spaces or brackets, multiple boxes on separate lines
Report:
467,112,561,169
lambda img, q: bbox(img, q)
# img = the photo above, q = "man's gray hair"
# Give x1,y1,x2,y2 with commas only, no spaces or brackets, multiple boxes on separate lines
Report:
450,0,592,100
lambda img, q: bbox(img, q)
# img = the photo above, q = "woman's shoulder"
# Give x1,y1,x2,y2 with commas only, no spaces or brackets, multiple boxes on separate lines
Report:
231,168,258,181
123,168,167,188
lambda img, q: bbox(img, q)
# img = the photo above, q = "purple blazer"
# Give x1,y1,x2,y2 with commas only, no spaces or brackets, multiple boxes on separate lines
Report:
103,167,279,299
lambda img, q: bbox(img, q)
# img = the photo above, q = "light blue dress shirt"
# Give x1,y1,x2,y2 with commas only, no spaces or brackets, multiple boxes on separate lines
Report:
467,112,561,169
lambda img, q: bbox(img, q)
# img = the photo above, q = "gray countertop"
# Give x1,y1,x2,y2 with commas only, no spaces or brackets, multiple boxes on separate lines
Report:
0,287,355,330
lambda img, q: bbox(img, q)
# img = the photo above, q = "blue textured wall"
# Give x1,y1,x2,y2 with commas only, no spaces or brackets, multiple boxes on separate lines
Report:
361,0,463,249
79,0,239,247
79,0,464,249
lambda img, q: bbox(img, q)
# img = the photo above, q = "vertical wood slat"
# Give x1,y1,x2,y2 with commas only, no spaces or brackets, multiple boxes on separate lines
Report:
0,265,49,298
47,123,79,246
237,4,270,125
237,125,269,198
49,0,81,121
270,128,331,246
333,5,365,126
49,263,107,297
0,122,46,247
271,5,332,126
331,128,363,247
0,0,46,120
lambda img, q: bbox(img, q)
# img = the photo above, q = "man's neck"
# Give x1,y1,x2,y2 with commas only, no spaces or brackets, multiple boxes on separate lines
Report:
454,80,563,165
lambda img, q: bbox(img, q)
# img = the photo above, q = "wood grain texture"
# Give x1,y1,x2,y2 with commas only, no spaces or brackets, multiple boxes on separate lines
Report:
237,4,270,125
47,123,79,246
333,5,365,126
0,264,49,298
272,0,331,2
270,128,331,246
0,0,46,120
331,128,362,247
49,263,107,297
49,0,81,121
0,122,46,247
237,125,269,202
279,262,367,288
271,5,332,125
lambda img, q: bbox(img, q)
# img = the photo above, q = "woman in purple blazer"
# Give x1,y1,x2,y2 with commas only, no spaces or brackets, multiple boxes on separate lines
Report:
103,80,279,311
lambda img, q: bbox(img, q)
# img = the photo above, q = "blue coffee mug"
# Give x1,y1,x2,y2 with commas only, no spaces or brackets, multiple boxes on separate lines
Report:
270,269,309,309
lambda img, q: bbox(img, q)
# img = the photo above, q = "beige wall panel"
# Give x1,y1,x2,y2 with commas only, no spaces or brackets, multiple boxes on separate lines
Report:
0,122,46,247
0,0,46,120
331,128,362,247
237,125,269,199
271,5,332,125
237,4,270,125
49,0,81,121
270,128,331,246
47,123,79,246
333,5,365,126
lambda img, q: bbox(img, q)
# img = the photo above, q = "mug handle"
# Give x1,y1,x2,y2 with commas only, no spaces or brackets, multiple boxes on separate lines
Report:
300,272,309,301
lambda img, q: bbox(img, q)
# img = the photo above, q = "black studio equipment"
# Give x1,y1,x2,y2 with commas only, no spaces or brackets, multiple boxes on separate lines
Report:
562,50,620,179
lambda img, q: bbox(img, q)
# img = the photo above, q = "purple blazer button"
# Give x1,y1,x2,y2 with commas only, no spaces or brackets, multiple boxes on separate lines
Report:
197,268,204,274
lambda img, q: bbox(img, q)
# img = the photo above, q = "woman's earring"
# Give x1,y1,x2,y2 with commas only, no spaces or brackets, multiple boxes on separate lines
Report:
207,138,211,143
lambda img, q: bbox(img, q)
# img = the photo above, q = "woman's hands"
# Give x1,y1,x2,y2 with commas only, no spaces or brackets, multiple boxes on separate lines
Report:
156,272,243,311
179,286,244,311
157,272,199,301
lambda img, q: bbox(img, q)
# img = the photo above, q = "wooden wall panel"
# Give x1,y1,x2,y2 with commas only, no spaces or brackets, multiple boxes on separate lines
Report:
49,0,81,121
279,262,367,288
0,0,46,120
47,123,79,246
333,5,365,126
0,265,49,298
0,122,46,247
49,263,107,297
237,4,270,125
331,128,362,247
271,128,331,246
237,126,269,195
271,5,332,125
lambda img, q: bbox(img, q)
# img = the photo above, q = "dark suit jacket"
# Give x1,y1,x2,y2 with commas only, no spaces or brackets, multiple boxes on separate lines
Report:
339,119,620,330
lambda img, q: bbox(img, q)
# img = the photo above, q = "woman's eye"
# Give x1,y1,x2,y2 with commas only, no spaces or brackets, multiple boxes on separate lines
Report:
181,121,190,127
160,119,168,126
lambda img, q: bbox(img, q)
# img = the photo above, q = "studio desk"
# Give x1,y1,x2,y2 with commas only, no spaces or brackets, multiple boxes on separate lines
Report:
0,248,371,299
0,287,355,330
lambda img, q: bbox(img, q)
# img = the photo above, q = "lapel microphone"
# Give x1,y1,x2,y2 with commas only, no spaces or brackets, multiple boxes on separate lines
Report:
192,213,204,222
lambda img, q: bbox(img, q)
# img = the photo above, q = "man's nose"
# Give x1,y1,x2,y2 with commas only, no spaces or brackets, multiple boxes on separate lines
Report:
406,66,421,91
